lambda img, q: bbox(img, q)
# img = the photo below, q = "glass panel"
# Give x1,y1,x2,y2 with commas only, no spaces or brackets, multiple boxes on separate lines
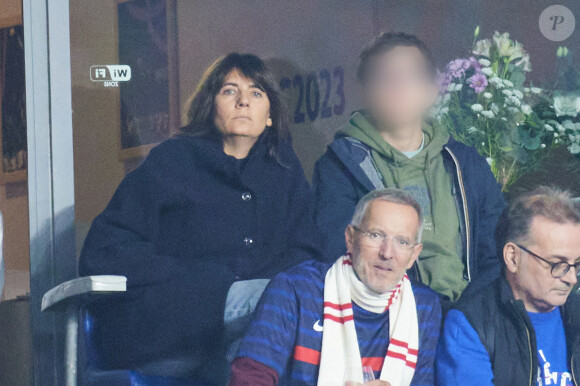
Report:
67,0,579,382
0,9,30,302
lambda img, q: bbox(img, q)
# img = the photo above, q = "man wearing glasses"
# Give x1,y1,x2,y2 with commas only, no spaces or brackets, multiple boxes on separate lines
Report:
437,186,580,386
230,189,441,386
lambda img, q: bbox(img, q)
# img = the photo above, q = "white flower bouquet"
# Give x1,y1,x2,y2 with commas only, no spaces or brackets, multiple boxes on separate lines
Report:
433,27,580,190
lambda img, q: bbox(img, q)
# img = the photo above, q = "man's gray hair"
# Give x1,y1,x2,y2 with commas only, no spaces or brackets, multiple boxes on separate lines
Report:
495,186,580,263
350,188,424,242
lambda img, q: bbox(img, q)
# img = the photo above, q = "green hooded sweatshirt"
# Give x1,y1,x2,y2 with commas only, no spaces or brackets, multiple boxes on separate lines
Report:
340,112,467,301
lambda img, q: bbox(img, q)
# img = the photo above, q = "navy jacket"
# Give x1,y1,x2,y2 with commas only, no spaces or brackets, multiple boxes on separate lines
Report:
313,136,505,297
439,276,580,385
79,133,325,369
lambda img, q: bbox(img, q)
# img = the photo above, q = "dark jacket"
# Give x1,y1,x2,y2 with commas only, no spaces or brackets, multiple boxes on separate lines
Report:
312,135,506,297
453,276,580,385
79,133,325,369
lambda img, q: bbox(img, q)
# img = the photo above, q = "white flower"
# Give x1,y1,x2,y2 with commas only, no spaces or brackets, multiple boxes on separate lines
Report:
512,90,524,99
471,103,484,112
503,79,514,88
468,126,478,133
508,107,520,113
486,157,493,166
483,92,493,99
520,104,532,115
545,124,554,131
541,144,546,149
530,87,542,94
554,122,565,132
481,67,494,76
489,77,505,89
481,110,495,119
524,87,531,93
491,103,500,113
473,39,492,57
554,132,559,137
493,32,514,57
447,83,463,92
515,53,532,72
569,143,580,154
439,107,449,115
509,96,521,106
553,92,580,118
442,94,451,103
478,58,491,67
563,120,577,131
502,89,513,97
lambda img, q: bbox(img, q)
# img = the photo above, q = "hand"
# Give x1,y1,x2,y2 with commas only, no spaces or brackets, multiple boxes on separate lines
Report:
345,381,391,386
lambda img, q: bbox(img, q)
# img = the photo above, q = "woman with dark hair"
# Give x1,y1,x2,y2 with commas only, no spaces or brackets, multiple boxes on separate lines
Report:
79,53,324,383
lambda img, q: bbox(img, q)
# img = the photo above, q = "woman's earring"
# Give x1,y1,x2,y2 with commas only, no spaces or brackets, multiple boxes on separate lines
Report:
267,117,273,127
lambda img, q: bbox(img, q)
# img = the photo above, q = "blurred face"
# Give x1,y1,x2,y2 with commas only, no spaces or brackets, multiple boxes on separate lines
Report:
345,200,423,294
213,69,272,140
504,216,580,313
362,46,438,130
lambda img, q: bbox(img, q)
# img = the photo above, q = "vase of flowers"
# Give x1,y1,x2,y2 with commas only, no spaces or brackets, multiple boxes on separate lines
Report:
433,27,580,191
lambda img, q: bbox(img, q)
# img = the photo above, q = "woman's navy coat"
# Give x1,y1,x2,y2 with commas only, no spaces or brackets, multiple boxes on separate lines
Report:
79,133,324,369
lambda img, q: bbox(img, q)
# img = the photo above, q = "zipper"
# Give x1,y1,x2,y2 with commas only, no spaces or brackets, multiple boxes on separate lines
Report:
444,147,471,281
524,322,533,386
572,352,577,385
512,302,534,385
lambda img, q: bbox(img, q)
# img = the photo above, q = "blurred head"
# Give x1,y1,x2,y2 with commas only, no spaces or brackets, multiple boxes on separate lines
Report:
357,32,438,131
345,189,424,294
496,187,580,312
183,53,289,158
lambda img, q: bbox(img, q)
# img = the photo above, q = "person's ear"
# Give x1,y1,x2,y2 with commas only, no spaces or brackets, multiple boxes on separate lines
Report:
406,243,423,269
503,243,520,274
345,226,355,254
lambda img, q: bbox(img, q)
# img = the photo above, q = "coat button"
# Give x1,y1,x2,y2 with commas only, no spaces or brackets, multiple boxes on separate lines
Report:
243,237,253,247
241,192,252,201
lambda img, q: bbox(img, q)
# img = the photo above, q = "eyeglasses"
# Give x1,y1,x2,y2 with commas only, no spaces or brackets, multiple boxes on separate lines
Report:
351,226,417,253
516,244,580,279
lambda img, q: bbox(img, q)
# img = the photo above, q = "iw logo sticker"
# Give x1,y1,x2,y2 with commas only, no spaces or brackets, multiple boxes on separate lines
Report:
90,65,132,87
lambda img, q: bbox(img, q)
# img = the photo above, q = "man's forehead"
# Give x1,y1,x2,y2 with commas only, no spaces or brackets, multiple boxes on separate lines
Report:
528,217,580,260
363,200,420,227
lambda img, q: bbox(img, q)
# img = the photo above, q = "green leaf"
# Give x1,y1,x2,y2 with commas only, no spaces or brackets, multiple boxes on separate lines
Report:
519,127,541,150
525,112,543,129
509,71,526,88
509,147,528,163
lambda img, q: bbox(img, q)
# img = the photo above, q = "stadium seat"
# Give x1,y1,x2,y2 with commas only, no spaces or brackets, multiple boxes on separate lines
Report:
42,276,214,386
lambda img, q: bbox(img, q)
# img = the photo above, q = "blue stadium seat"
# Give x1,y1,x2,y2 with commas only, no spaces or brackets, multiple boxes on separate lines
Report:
42,276,215,386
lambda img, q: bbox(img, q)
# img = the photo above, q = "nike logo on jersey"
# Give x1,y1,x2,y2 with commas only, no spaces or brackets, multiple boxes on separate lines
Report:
313,320,323,332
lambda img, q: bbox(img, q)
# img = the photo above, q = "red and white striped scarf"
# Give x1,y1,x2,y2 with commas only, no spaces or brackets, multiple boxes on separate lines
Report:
317,255,418,386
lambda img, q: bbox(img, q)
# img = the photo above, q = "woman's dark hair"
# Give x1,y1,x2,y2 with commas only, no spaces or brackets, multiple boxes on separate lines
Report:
357,32,437,84
182,53,290,160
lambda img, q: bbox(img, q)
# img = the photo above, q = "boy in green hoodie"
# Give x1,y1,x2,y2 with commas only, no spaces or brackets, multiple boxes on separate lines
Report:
313,32,505,303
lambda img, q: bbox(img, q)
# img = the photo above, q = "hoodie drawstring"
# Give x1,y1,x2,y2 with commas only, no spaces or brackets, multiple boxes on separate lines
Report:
423,150,436,234
391,149,402,189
